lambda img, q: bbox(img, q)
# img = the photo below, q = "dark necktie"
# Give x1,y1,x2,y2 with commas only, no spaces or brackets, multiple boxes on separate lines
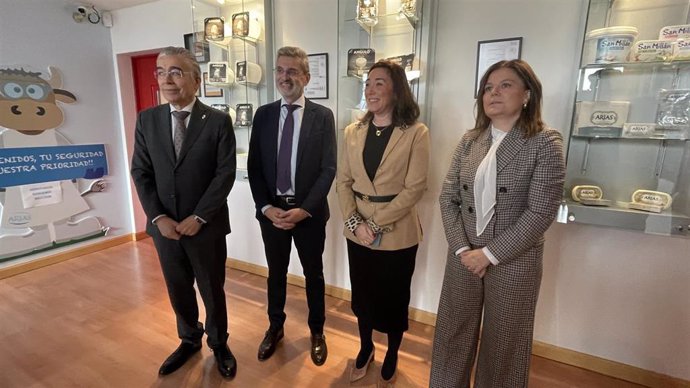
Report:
172,110,190,158
276,104,299,193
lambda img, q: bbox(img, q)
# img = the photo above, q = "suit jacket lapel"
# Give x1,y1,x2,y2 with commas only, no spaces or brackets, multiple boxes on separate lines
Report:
353,122,377,193
296,100,314,168
267,101,281,176
496,126,526,174
176,100,209,166
379,125,405,167
158,105,176,166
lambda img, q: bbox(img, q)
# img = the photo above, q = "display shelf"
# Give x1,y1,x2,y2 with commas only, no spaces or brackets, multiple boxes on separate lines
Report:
563,0,690,237
566,201,690,236
336,0,434,132
190,0,274,181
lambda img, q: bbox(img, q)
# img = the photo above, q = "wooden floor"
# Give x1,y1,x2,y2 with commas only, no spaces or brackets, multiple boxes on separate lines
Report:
0,239,646,388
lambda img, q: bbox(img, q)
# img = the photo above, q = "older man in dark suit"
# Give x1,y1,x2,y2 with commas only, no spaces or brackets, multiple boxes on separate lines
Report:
248,46,336,366
131,47,237,379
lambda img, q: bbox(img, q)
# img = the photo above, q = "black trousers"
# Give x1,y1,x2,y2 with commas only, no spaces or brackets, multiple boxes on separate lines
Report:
152,231,229,349
259,215,326,334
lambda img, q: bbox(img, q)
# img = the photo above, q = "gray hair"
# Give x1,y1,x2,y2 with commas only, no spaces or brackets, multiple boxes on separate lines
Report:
276,46,310,75
158,46,201,80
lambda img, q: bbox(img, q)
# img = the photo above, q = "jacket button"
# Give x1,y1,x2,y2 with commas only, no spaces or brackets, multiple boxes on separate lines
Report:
463,184,468,190
499,187,507,193
169,194,175,199
468,206,473,213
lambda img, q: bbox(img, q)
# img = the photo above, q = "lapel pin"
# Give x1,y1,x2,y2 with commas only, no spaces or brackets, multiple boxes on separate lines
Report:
202,114,206,120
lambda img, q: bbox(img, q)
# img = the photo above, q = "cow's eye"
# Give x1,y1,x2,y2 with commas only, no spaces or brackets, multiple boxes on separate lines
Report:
25,84,45,100
2,83,23,99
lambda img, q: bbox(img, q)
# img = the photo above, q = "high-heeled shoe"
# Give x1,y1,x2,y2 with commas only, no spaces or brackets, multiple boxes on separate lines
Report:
376,371,396,388
349,349,374,383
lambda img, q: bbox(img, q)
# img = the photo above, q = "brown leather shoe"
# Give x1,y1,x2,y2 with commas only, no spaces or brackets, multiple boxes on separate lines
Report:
257,327,284,361
310,333,327,366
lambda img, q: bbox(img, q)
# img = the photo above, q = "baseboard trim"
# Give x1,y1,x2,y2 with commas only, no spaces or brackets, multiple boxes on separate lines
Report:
532,341,689,388
227,258,689,388
134,231,150,241
0,234,134,280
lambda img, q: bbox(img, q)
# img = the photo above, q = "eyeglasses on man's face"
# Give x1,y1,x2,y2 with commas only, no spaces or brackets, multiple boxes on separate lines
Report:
155,68,186,80
274,67,302,77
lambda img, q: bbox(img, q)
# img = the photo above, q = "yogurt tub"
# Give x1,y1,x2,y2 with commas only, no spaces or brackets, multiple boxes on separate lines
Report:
584,26,638,64
659,24,690,41
674,40,690,60
632,40,675,62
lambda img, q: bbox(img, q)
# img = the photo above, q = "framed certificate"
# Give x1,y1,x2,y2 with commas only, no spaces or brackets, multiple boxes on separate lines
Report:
474,37,522,97
305,53,328,99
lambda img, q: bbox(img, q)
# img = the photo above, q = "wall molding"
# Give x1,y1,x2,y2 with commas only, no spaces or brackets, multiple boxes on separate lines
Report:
228,258,689,388
134,231,150,241
0,234,134,280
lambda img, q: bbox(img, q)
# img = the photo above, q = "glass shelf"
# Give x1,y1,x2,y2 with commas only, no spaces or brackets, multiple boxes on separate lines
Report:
565,201,690,237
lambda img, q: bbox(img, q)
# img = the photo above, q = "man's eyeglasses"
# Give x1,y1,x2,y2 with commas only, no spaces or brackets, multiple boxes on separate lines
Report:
274,67,302,77
155,69,186,79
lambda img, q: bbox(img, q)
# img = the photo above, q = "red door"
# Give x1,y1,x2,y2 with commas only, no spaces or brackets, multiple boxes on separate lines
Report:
132,54,159,112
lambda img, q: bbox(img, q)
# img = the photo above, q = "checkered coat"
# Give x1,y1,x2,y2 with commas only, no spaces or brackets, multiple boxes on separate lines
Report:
430,126,565,388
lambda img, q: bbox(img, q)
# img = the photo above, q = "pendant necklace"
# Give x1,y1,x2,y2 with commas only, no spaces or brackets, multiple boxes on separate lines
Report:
373,121,391,137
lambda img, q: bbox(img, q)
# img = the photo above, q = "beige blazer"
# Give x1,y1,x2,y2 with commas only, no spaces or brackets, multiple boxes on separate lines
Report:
337,121,430,250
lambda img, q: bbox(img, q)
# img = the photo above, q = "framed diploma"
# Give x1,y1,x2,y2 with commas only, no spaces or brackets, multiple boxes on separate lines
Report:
305,53,328,99
475,37,522,97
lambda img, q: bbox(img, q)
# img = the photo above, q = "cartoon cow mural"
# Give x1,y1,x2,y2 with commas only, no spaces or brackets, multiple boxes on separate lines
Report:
0,66,108,261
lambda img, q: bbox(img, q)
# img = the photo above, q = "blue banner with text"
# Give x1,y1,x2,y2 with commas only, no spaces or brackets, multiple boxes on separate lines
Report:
0,144,108,187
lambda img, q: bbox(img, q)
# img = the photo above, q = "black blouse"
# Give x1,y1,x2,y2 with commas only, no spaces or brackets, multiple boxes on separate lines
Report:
363,121,394,182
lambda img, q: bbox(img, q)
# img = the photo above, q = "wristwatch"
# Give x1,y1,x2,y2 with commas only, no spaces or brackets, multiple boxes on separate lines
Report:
193,215,205,224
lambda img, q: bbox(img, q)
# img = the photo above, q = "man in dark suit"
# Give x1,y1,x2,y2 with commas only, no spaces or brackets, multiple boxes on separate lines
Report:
131,47,237,379
248,46,336,366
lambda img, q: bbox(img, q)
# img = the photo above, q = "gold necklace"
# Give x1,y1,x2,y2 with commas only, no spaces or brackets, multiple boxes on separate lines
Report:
373,121,391,137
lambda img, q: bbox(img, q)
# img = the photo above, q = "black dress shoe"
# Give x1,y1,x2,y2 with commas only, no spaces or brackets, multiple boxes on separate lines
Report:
158,342,202,375
310,333,327,366
257,327,284,361
213,345,237,379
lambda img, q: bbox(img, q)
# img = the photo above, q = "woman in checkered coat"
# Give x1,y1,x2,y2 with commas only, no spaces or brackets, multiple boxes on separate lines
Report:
430,60,565,388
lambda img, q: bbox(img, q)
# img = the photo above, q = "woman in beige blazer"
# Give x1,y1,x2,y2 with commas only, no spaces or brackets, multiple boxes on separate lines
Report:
337,60,429,387
430,60,565,388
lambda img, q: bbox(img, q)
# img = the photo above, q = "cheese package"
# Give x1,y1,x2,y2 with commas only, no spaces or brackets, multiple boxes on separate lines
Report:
575,101,630,137
631,40,674,62
659,24,690,41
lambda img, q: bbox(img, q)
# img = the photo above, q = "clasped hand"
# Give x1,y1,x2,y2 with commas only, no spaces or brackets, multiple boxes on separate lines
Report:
459,249,490,278
354,223,376,246
265,206,308,230
157,215,202,240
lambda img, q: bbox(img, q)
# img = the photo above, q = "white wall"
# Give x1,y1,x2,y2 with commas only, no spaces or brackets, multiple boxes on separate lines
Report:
0,0,134,257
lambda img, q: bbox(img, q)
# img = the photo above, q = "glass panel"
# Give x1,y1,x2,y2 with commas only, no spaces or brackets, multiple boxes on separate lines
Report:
564,0,690,237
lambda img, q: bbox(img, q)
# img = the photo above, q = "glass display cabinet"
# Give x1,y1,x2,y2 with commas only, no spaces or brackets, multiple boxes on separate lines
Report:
190,0,274,180
564,0,690,237
336,0,435,131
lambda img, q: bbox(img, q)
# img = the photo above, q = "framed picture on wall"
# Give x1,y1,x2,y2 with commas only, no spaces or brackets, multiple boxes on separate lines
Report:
203,72,224,98
304,53,328,99
183,32,210,64
474,37,522,97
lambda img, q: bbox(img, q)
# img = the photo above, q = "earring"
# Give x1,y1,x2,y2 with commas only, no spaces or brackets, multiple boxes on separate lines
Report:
523,102,527,109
